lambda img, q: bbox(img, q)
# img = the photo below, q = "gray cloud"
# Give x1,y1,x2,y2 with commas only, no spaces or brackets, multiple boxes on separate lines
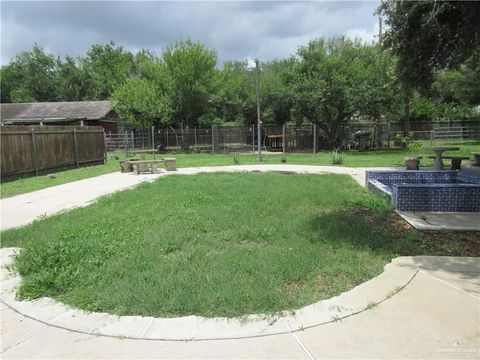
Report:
1,1,379,65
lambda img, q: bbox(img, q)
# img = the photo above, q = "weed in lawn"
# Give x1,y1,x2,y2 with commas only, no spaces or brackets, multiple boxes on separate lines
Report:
330,150,344,165
232,153,240,165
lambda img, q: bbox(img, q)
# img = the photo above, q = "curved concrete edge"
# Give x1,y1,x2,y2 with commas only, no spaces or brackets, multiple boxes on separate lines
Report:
1,247,420,341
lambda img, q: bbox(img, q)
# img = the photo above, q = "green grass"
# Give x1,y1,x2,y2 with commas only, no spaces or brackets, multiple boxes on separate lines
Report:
1,140,479,198
1,172,471,318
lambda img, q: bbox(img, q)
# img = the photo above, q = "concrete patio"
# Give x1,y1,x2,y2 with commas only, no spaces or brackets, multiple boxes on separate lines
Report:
1,254,479,359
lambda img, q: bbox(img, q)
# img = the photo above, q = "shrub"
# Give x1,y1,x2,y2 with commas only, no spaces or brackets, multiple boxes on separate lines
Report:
233,153,240,165
330,150,344,165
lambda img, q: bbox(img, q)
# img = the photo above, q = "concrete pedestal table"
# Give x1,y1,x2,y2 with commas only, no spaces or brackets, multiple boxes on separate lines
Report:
423,146,460,170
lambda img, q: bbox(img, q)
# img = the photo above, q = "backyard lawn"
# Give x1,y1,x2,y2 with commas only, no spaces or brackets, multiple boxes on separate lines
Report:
1,141,479,198
1,172,477,318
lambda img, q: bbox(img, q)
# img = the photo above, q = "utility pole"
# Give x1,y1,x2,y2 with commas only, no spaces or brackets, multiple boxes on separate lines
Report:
378,16,383,43
255,58,262,162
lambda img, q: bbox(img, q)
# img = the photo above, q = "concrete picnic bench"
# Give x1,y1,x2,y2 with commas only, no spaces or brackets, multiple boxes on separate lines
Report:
425,155,470,170
422,146,460,170
119,157,176,174
472,152,480,165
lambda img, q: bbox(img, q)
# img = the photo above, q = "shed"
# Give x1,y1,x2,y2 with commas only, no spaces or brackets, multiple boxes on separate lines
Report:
0,101,119,134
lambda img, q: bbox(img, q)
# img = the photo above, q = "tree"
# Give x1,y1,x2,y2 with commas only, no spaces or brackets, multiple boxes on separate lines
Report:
111,77,171,128
207,60,255,124
378,1,480,134
1,44,60,102
81,42,135,100
162,39,217,128
56,56,92,101
293,37,397,148
260,58,297,125
378,0,480,91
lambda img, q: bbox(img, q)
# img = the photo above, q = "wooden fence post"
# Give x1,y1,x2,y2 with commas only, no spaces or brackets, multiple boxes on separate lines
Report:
73,128,79,168
31,128,39,176
103,129,107,164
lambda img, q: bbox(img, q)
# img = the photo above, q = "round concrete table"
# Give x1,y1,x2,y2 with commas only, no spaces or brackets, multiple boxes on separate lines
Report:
423,146,460,170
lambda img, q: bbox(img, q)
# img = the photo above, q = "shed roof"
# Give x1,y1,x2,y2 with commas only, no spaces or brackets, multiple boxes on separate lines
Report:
0,101,113,123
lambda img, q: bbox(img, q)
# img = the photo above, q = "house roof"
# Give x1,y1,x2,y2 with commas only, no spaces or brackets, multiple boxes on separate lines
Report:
0,101,113,124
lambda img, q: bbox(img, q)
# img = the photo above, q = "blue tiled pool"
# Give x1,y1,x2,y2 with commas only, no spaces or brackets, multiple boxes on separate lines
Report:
366,170,480,212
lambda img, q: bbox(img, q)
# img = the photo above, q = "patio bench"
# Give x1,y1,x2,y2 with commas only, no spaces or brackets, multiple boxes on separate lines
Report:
442,156,470,171
472,152,480,165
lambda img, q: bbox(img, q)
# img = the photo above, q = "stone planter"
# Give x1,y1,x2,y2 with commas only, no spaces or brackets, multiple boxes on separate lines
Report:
405,156,421,171
163,158,177,171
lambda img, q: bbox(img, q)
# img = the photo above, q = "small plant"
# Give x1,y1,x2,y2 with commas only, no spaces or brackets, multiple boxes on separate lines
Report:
331,315,342,323
365,301,377,310
281,157,287,163
394,134,421,153
330,149,344,165
233,153,240,165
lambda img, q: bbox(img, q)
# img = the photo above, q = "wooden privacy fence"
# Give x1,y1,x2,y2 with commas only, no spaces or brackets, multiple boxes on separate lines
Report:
1,125,105,181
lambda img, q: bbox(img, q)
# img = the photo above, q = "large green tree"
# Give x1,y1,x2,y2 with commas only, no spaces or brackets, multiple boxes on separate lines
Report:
293,37,397,148
111,77,171,128
378,0,480,133
162,39,217,129
80,42,135,100
1,44,60,102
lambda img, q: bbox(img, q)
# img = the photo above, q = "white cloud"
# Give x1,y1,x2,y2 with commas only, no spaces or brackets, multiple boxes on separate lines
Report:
1,1,381,65
344,21,380,44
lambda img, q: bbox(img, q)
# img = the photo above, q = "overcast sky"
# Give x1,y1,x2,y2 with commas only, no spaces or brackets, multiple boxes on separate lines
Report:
1,1,380,66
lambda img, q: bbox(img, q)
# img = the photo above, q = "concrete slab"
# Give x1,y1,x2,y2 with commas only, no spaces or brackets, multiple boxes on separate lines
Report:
420,269,480,298
397,211,480,231
297,272,480,359
2,269,478,359
1,326,308,359
1,306,49,353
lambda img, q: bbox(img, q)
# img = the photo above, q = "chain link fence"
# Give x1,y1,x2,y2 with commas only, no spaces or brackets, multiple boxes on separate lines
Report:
105,120,480,153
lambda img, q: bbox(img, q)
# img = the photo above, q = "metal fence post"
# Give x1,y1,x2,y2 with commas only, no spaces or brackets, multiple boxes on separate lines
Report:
282,124,286,154
166,128,169,152
252,126,255,154
313,123,317,154
73,128,79,167
31,128,39,176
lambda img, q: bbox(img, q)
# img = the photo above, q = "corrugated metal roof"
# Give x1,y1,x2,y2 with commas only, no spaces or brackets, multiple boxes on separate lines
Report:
0,101,113,123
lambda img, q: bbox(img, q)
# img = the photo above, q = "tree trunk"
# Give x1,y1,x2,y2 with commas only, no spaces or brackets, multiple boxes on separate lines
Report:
179,123,190,152
403,89,411,136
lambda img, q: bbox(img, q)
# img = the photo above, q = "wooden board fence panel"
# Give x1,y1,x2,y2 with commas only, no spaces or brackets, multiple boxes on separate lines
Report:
1,125,105,181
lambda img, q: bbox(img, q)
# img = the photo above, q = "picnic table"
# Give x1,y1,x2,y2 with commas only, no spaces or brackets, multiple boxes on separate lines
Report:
423,146,460,170
127,149,158,160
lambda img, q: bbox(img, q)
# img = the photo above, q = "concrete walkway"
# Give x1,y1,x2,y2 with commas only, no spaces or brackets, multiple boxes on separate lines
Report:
1,252,479,359
0,165,395,231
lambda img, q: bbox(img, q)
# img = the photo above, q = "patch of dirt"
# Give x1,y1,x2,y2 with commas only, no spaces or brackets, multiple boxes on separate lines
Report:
348,207,480,257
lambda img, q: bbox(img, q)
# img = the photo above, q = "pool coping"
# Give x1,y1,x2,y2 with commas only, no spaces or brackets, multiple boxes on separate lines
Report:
1,247,419,341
